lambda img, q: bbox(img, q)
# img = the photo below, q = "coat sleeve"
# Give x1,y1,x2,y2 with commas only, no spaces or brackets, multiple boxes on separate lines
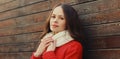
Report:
30,52,42,59
42,51,57,59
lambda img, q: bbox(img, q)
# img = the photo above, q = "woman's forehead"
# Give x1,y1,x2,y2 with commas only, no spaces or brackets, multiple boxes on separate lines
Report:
52,6,64,16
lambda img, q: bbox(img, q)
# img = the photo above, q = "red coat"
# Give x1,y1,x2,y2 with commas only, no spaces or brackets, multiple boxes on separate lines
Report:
31,40,83,59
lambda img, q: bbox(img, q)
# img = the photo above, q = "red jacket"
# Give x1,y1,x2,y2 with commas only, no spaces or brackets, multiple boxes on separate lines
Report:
31,40,83,59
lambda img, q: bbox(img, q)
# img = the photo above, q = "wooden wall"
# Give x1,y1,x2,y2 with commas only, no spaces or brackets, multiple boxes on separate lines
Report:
0,0,120,59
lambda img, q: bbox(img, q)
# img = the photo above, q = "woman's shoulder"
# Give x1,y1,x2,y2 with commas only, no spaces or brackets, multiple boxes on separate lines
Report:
63,40,83,53
62,40,83,49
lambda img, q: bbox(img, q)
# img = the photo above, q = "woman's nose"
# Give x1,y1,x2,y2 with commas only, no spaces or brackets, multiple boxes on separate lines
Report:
53,18,58,23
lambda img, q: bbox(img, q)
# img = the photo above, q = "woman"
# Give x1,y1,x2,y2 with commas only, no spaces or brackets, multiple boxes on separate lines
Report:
31,3,86,59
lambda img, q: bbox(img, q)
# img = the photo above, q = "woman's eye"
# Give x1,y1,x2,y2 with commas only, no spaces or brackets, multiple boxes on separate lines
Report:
60,17,64,20
51,16,55,18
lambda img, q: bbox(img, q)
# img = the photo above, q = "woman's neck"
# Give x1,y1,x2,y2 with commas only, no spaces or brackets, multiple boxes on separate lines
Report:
53,31,58,35
52,30,66,35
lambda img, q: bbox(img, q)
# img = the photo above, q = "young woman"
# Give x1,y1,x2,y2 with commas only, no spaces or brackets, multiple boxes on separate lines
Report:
31,3,86,59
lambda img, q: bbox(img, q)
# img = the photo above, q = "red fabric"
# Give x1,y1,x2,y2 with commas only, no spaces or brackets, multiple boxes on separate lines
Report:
30,40,83,59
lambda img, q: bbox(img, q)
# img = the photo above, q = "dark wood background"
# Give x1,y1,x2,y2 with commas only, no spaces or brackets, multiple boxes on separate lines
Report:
0,0,120,59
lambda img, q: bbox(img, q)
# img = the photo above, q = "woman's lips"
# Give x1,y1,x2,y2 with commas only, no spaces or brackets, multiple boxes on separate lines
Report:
52,24,58,27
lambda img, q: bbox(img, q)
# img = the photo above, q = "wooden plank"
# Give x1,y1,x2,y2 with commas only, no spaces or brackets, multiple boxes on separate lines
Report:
74,0,120,15
0,42,37,53
0,19,16,29
85,22,120,37
0,0,20,12
19,1,50,16
79,9,120,25
0,32,41,44
0,11,49,36
49,0,79,8
0,0,13,5
15,11,49,27
0,52,32,59
0,1,50,21
87,36,120,49
77,0,96,4
20,0,45,6
0,9,19,21
0,23,44,36
87,49,120,59
0,0,48,13
0,11,48,29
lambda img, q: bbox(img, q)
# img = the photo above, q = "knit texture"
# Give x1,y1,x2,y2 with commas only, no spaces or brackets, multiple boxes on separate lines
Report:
42,30,73,47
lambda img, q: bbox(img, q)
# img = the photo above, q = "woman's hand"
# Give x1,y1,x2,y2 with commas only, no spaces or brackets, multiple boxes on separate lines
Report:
46,38,56,52
34,37,53,57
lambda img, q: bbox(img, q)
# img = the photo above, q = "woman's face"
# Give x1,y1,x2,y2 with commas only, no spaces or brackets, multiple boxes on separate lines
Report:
50,6,66,34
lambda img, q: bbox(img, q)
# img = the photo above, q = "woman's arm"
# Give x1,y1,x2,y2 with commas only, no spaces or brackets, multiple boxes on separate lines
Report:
30,37,54,59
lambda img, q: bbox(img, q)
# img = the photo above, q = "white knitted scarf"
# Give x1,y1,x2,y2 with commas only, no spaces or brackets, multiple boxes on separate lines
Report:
42,30,73,47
